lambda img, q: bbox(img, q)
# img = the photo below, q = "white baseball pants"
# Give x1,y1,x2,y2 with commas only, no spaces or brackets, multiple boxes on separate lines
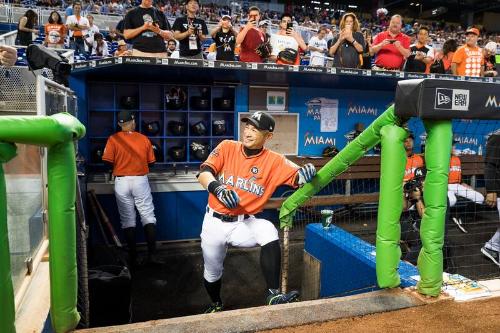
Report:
447,183,484,207
114,175,156,229
201,207,279,283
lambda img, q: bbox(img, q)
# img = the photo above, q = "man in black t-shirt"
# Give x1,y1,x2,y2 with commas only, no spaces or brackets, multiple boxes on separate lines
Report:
123,0,172,57
172,0,208,59
210,15,237,61
404,26,434,73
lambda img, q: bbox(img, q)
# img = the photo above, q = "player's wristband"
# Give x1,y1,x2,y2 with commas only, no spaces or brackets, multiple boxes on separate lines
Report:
207,180,223,195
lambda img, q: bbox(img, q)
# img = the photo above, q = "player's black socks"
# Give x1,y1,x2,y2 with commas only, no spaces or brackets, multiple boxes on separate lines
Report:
260,240,281,290
204,278,222,303
123,227,137,266
143,223,157,254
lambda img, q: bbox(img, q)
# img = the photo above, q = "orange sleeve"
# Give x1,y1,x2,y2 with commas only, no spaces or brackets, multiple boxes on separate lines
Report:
102,137,116,163
44,24,48,35
451,48,464,64
147,139,155,163
201,140,228,174
271,155,299,188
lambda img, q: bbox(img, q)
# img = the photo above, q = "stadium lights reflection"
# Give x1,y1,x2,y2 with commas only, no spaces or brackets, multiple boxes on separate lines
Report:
348,5,358,8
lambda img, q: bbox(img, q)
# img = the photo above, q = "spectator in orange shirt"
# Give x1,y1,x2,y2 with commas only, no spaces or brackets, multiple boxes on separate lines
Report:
45,11,66,49
451,27,484,77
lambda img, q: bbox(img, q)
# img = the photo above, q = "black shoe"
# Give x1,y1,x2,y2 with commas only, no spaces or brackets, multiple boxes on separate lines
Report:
481,247,500,266
266,289,300,305
452,217,467,233
204,302,223,313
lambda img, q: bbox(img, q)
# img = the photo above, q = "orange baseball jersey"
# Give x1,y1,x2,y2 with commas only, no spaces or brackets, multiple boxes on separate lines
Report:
404,154,424,181
202,140,299,215
452,45,484,77
102,131,155,176
448,155,462,184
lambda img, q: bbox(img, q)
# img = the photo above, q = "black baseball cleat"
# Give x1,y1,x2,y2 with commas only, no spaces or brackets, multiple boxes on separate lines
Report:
481,247,500,266
204,302,223,313
266,289,300,305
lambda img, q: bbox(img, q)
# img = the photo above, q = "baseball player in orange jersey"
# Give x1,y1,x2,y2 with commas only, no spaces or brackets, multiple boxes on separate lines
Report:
197,111,316,313
403,133,425,217
102,110,161,267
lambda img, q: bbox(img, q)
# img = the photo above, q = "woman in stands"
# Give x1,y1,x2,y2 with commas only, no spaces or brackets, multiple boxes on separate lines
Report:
44,11,66,49
16,9,38,46
430,39,457,74
328,12,365,69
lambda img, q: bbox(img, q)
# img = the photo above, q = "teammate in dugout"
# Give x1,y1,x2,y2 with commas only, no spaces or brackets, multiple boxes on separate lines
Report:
102,110,161,267
197,111,316,313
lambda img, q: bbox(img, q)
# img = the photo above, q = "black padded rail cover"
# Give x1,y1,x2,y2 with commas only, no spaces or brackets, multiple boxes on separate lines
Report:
395,79,500,120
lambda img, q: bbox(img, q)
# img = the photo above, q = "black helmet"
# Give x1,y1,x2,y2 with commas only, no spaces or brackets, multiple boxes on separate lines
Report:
120,96,138,110
91,146,105,163
414,167,427,179
191,142,210,161
168,120,186,136
151,142,162,162
168,146,186,161
212,119,226,136
191,121,207,136
166,87,187,110
143,121,161,136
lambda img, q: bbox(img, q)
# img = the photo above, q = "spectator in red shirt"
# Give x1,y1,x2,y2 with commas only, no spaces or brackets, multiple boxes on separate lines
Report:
236,6,267,63
370,14,410,70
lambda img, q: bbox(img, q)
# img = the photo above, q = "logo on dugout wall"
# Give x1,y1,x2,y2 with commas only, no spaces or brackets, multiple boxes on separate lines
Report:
434,88,470,111
485,95,500,108
304,132,335,146
347,104,378,116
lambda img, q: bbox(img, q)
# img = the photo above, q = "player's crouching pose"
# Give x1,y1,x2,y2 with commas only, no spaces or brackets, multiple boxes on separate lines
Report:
197,111,316,313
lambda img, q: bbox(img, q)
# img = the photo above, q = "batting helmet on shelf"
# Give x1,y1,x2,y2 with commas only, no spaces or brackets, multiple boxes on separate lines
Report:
120,96,138,110
212,120,227,136
167,120,186,136
91,146,105,163
166,87,187,110
191,142,210,161
191,121,207,136
151,142,162,162
168,146,186,161
143,121,161,136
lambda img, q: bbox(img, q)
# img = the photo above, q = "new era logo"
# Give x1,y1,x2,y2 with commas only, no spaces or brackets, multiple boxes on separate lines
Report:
434,88,470,111
437,92,451,106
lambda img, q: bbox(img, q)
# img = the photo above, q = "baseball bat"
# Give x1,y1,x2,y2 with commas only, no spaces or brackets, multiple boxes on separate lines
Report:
88,189,122,248
281,226,290,294
86,190,111,247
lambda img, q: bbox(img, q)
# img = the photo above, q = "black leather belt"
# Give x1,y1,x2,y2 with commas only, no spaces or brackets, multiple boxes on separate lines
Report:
207,207,249,222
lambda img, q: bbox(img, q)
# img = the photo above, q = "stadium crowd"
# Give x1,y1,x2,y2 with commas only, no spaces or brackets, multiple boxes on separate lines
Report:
6,0,500,76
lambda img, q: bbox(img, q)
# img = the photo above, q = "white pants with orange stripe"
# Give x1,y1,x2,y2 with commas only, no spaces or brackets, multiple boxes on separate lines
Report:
447,183,484,207
200,207,279,283
114,175,156,229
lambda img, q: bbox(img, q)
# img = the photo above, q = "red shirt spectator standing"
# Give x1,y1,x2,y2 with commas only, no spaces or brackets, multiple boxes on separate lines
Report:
236,6,266,63
370,14,410,70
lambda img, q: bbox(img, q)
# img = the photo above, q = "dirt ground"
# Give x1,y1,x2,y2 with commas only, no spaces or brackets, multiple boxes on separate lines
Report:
260,297,500,333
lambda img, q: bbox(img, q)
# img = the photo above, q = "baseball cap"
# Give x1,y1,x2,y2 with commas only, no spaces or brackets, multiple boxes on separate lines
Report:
242,111,275,132
484,41,497,53
221,14,232,21
117,110,135,124
465,27,480,36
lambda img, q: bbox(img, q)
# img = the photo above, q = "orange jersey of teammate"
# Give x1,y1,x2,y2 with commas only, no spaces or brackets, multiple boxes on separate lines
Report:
448,155,462,184
102,131,155,176
201,140,298,215
404,154,424,181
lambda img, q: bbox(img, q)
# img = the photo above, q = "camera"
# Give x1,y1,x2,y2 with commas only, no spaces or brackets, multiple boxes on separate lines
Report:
404,167,426,198
388,39,396,44
287,22,293,30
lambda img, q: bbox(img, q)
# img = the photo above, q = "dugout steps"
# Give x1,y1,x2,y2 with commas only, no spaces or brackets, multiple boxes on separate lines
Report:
77,289,425,333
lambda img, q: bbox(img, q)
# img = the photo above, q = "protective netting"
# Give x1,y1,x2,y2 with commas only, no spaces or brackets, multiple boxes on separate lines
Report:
282,118,500,299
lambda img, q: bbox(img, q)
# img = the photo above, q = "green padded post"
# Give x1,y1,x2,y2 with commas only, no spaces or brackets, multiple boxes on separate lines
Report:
376,125,407,288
